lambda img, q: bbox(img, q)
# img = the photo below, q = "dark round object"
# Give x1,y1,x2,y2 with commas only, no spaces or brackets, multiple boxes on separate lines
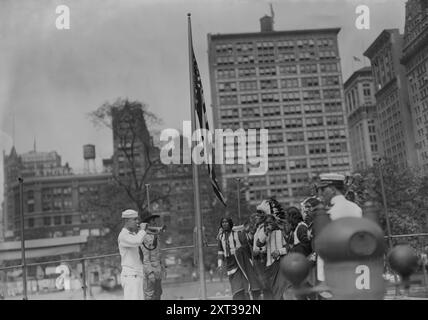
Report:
280,253,311,286
315,217,385,261
387,245,419,278
349,231,377,256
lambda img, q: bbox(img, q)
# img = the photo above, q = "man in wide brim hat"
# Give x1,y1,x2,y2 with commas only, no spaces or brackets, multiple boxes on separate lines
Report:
141,213,164,300
142,214,160,223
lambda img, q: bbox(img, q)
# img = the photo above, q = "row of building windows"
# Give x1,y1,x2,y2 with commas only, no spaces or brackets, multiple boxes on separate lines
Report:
41,187,72,197
221,117,346,131
222,115,345,128
225,153,349,176
380,121,403,139
219,89,342,105
27,215,75,228
215,38,335,54
42,198,73,212
267,143,348,157
215,63,339,79
33,186,99,200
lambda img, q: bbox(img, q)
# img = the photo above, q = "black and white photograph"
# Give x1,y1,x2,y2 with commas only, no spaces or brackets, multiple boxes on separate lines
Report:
1,0,428,305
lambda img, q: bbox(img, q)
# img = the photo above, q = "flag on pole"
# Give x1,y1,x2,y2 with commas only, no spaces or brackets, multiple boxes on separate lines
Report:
191,46,227,207
187,13,208,301
353,56,362,62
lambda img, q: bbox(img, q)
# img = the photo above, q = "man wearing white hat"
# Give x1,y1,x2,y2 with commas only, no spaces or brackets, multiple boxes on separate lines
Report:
316,173,362,220
315,173,362,294
118,209,148,300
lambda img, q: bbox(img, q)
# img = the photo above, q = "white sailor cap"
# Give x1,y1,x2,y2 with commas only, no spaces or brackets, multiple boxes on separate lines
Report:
318,173,345,188
121,209,138,219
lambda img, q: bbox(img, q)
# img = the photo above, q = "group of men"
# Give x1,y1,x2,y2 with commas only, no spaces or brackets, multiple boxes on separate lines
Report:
216,172,363,300
118,210,165,300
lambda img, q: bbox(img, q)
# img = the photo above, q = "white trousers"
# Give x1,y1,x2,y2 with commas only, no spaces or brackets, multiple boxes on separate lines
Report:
121,274,144,300
317,257,325,282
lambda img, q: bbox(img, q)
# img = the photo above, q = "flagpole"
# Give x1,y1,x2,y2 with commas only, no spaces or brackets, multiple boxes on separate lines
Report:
236,178,241,225
187,13,207,300
145,184,151,214
361,38,367,68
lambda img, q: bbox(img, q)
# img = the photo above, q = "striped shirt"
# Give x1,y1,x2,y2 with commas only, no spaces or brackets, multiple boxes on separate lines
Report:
218,231,243,257
217,230,246,275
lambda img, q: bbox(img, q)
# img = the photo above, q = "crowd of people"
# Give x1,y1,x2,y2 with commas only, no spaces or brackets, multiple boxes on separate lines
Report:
216,172,363,300
116,172,363,300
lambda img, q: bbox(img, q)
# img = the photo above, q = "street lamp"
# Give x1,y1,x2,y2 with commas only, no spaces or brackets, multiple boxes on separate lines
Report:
376,158,394,249
18,177,28,300
235,178,241,225
145,184,151,215
376,158,400,293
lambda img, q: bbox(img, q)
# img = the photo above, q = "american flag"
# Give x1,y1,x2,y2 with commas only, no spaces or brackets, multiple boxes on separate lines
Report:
191,47,227,207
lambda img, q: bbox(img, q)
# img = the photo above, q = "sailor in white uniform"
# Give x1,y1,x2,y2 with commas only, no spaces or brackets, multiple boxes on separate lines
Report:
317,173,362,220
118,209,147,300
315,173,363,289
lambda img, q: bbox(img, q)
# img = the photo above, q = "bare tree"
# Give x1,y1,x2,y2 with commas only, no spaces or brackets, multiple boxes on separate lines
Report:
88,98,170,220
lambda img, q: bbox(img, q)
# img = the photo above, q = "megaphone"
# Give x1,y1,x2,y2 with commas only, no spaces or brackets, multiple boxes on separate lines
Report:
147,225,167,233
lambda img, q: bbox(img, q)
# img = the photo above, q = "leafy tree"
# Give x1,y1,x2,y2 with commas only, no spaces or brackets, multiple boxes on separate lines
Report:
352,159,428,249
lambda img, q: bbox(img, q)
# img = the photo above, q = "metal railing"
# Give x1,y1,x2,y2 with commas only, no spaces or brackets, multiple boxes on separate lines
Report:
1,234,428,300
0,243,219,300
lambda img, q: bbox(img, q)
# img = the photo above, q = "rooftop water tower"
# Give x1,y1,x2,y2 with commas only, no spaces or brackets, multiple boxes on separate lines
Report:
83,144,96,174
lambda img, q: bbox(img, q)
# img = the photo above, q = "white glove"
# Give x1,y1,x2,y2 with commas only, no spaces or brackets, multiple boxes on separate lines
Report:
217,259,223,269
139,223,148,231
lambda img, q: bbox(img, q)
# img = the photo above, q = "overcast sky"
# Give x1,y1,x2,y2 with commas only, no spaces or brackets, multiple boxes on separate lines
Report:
0,0,406,203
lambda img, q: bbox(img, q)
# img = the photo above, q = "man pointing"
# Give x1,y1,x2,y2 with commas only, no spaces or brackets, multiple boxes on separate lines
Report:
118,209,148,300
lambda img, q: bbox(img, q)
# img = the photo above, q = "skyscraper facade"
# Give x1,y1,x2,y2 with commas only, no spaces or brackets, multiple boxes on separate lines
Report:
364,29,418,168
344,67,380,171
207,18,351,206
401,0,428,172
111,102,155,178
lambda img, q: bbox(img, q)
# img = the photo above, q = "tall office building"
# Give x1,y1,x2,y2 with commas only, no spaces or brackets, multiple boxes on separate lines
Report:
344,67,380,171
364,29,418,168
111,102,156,178
207,16,351,206
2,146,110,240
401,0,428,172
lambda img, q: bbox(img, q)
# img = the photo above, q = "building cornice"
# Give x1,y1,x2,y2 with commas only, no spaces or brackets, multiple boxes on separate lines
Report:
343,67,373,89
208,28,341,41
364,29,398,59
